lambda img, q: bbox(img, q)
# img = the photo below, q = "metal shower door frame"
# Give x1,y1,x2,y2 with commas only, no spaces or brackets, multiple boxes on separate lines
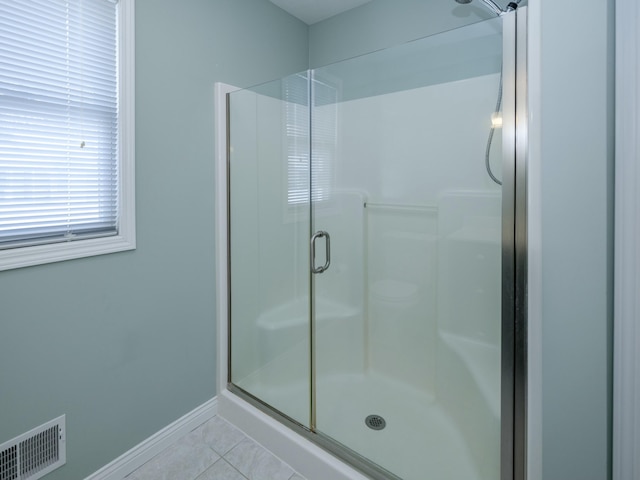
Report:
501,6,528,480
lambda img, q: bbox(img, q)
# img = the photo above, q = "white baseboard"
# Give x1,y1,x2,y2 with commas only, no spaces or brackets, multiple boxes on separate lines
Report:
85,398,218,480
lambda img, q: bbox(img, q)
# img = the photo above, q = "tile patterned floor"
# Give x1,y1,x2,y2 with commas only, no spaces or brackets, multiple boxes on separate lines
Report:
125,415,306,480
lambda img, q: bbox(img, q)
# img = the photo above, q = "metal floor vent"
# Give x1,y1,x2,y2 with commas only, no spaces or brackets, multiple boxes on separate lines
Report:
0,415,66,480
365,414,386,431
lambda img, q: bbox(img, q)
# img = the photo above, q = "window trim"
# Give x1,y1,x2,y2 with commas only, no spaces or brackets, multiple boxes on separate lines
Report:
0,0,136,271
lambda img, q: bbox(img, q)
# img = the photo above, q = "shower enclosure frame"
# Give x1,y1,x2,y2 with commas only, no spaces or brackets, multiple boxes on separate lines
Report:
501,8,528,480
214,7,528,480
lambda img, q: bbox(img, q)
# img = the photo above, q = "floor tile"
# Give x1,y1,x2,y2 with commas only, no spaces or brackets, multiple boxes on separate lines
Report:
126,432,220,480
224,438,294,480
192,416,247,455
196,458,248,480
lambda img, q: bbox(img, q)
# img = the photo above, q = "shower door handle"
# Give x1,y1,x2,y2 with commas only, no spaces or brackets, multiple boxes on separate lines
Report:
310,231,331,274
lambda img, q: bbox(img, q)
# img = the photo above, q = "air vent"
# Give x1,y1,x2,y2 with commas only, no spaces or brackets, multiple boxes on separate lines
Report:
0,416,66,480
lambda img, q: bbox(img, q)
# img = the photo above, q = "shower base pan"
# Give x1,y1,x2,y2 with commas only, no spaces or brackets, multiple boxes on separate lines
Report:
222,370,486,480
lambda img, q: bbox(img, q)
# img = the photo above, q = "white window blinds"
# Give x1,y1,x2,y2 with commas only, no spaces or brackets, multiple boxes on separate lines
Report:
0,0,119,249
285,74,311,206
285,73,337,206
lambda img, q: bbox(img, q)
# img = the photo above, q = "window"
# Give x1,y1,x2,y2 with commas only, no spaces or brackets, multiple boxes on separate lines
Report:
284,73,337,207
0,0,135,271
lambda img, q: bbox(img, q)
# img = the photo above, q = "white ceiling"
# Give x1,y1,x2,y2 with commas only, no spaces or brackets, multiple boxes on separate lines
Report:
269,0,373,25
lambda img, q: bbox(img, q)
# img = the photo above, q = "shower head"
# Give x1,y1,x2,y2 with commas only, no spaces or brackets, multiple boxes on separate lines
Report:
454,0,521,16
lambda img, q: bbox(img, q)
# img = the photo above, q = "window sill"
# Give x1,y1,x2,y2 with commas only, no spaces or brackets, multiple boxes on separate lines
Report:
0,233,136,271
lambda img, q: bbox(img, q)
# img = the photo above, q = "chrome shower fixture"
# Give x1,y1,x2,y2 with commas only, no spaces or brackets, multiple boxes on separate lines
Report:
454,0,521,16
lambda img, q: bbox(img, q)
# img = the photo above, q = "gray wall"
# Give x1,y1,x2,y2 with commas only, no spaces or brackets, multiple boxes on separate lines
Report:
539,1,614,479
309,0,497,67
0,1,307,479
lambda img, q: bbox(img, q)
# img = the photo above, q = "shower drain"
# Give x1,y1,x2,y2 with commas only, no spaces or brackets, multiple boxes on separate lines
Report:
365,414,386,431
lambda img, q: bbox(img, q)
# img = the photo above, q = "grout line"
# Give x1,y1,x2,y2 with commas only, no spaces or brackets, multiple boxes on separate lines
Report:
217,457,250,480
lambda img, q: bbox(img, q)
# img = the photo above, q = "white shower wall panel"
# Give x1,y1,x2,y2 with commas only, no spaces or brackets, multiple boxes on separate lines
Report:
334,73,502,205
366,204,438,393
333,72,503,395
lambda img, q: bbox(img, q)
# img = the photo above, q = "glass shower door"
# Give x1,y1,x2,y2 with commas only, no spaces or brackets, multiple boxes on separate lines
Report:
311,16,505,480
227,74,312,426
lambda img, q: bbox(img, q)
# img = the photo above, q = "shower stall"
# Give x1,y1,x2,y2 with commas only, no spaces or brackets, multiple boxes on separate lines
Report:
216,7,527,480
